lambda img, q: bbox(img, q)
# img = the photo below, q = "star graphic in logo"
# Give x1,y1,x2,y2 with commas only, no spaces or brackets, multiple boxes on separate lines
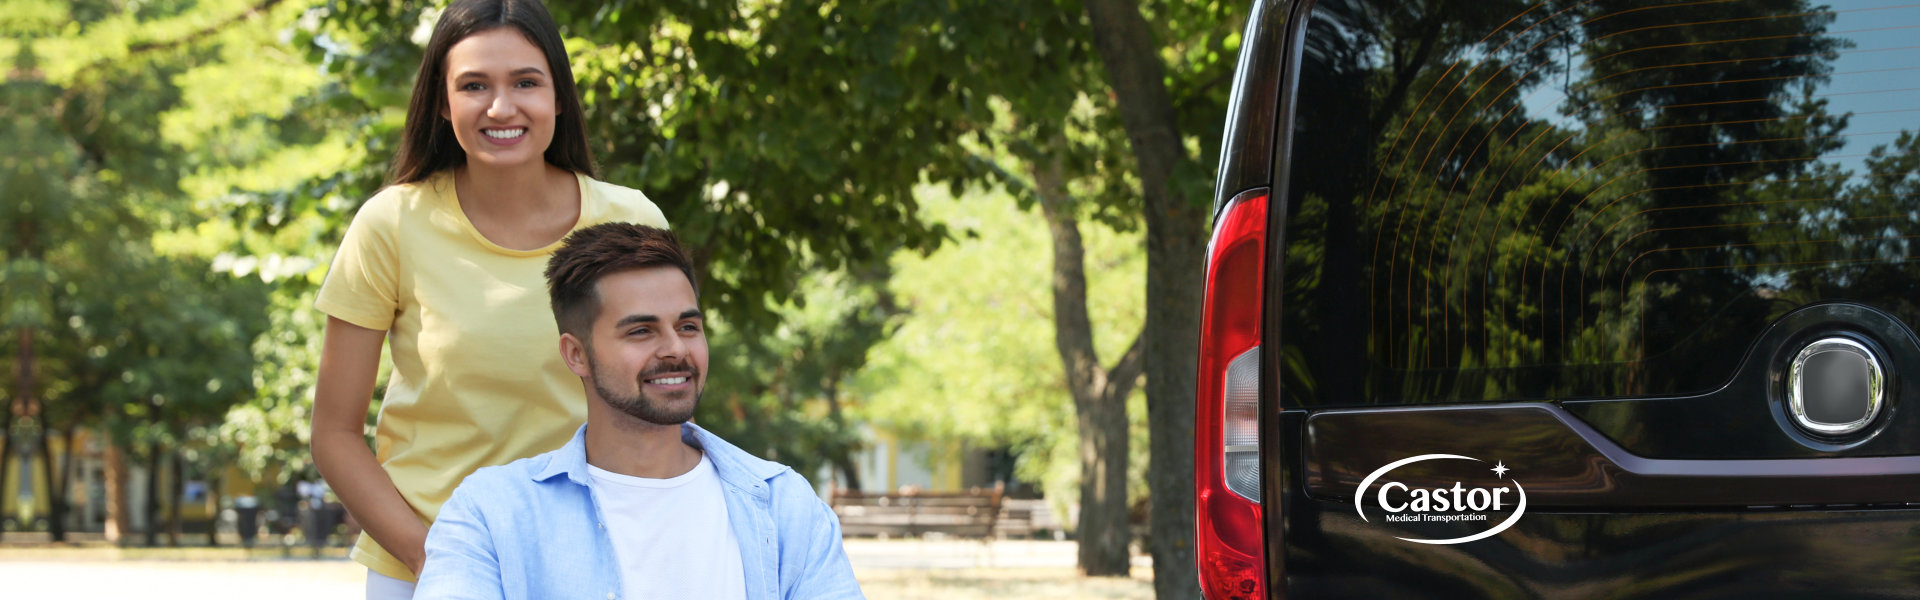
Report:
1491,461,1510,479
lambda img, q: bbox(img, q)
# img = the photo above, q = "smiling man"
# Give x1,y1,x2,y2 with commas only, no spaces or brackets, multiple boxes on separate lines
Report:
414,223,863,600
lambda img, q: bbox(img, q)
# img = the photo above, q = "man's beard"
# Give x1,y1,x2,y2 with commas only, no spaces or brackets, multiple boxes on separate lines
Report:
587,353,702,426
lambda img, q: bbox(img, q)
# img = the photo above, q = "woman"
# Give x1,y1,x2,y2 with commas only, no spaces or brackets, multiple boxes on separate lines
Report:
310,1,667,597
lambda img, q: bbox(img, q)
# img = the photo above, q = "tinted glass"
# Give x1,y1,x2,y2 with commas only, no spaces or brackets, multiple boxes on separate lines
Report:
1278,0,1920,406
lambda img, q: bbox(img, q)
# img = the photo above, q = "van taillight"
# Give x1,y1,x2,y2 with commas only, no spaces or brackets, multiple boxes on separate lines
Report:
1195,189,1270,599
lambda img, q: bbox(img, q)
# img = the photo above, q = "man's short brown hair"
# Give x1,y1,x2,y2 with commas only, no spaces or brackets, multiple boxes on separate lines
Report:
545,223,698,338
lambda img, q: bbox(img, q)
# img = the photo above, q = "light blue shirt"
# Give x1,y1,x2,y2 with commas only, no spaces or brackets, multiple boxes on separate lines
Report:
415,423,864,600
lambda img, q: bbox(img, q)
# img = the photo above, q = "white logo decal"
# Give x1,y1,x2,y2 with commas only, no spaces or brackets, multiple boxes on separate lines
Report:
1354,454,1527,545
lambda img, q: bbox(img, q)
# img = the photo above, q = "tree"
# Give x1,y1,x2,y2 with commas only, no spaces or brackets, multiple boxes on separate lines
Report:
3,0,279,543
1072,0,1245,588
1029,171,1147,573
970,120,1152,575
138,0,358,496
1,43,71,534
855,184,1151,537
698,263,901,490
836,0,1246,581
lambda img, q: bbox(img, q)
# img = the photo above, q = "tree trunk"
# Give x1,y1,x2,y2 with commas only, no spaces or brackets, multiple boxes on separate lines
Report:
55,425,76,541
168,451,184,547
1073,388,1132,575
37,429,63,541
1082,0,1208,595
104,440,129,544
1033,153,1147,577
8,196,34,538
3,327,31,533
144,444,160,547
1138,142,1209,600
0,411,12,535
822,380,863,492
208,473,223,547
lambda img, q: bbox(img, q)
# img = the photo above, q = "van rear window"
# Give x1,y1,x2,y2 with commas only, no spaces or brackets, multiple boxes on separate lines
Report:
1278,0,1920,406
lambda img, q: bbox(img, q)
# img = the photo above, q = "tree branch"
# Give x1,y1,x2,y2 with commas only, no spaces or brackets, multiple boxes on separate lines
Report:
126,0,288,55
1102,330,1146,405
967,153,1040,199
49,0,284,94
1084,0,1186,202
1368,13,1444,133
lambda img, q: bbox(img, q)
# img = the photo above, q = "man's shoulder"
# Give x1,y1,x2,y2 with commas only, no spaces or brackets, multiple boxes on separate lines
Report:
764,470,830,519
688,426,829,502
687,425,788,482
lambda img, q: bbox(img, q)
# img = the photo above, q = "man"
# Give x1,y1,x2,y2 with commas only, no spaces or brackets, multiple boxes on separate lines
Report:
415,223,863,600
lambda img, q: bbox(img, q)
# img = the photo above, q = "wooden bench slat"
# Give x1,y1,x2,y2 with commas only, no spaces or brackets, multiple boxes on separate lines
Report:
829,487,1005,539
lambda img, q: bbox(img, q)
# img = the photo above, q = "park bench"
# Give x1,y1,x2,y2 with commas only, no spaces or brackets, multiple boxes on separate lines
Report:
992,498,1064,540
830,485,1003,539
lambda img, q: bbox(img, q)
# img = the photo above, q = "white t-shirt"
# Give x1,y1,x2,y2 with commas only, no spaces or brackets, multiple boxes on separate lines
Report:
588,454,747,600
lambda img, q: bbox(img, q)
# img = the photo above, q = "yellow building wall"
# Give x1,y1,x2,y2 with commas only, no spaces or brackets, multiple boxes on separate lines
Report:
1,433,58,525
1,428,267,531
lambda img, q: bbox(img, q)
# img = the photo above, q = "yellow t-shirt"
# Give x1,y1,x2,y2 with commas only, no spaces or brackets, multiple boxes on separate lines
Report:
314,169,669,582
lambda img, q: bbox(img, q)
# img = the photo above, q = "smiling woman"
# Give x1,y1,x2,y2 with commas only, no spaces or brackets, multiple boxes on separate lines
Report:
388,0,592,186
442,30,560,179
305,1,670,598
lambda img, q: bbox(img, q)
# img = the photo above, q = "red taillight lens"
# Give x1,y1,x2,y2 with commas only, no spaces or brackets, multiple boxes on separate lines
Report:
1196,190,1270,599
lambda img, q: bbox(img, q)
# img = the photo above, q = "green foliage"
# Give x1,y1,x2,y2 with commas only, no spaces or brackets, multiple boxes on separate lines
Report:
854,185,1148,511
695,264,896,484
3,1,278,486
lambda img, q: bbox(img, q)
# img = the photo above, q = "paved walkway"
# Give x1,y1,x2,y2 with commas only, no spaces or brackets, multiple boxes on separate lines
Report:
3,559,366,599
843,539,1153,570
0,540,1152,599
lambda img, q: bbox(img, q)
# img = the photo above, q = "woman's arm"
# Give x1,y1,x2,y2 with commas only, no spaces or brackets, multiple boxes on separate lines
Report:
311,316,429,575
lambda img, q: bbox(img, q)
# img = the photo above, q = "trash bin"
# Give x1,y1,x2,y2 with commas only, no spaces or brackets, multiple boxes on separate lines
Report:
234,496,261,549
303,505,332,556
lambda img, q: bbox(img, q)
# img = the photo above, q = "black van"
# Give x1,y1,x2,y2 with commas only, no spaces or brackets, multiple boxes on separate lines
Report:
1195,0,1920,597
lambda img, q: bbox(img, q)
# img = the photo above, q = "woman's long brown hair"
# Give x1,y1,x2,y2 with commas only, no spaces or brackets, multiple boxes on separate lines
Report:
388,0,595,185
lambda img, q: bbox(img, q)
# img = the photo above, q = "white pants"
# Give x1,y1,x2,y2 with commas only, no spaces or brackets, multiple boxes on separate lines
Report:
366,569,417,600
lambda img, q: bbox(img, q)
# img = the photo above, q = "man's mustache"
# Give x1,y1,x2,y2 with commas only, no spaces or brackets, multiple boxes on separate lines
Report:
638,360,700,381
